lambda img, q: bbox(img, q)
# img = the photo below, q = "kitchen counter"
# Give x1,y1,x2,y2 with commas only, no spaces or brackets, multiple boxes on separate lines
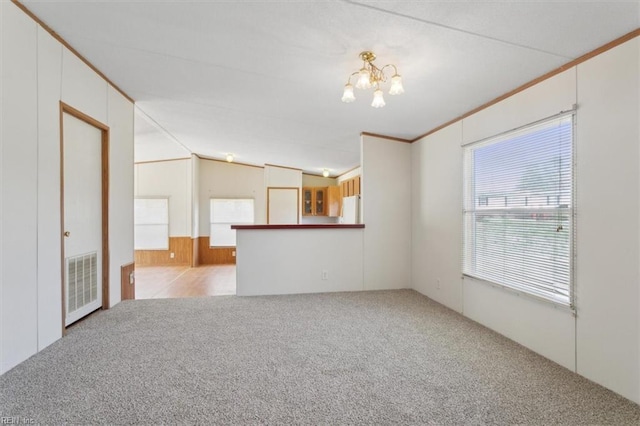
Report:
231,224,364,230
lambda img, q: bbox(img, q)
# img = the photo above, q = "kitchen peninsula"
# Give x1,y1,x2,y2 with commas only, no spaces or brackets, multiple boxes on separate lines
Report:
232,224,365,296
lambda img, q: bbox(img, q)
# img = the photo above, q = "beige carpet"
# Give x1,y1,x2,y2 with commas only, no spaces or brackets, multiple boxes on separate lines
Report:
1,290,638,424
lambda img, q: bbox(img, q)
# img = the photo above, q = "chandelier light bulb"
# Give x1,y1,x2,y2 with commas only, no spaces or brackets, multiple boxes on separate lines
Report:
226,153,234,163
371,89,386,108
356,67,371,89
341,83,356,103
323,169,330,178
389,74,404,95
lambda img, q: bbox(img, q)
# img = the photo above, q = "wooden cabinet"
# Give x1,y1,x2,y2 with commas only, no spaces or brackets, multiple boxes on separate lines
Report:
302,186,341,217
302,187,326,216
341,175,361,197
327,186,341,217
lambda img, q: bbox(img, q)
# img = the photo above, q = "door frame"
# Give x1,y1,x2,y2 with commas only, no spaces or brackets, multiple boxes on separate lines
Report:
59,101,110,333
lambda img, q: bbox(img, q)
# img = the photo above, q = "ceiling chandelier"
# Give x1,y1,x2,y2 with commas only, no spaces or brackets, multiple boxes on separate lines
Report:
341,51,404,108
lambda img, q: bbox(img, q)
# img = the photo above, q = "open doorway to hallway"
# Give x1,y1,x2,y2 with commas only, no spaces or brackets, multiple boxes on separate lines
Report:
135,265,236,299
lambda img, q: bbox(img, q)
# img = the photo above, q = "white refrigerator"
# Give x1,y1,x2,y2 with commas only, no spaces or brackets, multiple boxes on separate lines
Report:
340,195,360,224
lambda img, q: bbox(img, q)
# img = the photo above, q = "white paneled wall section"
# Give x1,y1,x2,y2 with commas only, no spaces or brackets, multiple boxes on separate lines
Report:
573,39,639,402
134,159,192,237
1,1,39,374
411,122,464,313
191,154,200,238
236,228,364,296
411,37,640,403
362,135,412,290
0,1,134,374
107,88,135,306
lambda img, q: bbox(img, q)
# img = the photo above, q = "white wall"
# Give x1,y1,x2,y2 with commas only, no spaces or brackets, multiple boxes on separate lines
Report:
191,154,200,238
411,122,464,313
135,159,192,237
108,87,135,306
574,38,639,402
36,25,63,350
236,229,364,296
1,1,134,374
411,38,640,403
264,165,302,188
198,159,266,233
362,136,412,290
1,1,39,374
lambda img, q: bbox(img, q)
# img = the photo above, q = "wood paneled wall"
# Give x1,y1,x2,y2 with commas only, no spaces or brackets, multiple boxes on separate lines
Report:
134,237,235,266
198,237,237,265
135,237,193,266
192,237,199,267
120,262,135,300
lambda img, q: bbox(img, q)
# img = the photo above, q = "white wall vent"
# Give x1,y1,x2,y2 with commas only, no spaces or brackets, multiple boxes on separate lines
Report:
67,252,98,314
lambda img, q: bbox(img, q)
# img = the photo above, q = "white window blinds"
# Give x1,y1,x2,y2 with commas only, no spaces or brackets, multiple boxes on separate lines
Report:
134,198,169,250
210,198,254,247
463,112,574,306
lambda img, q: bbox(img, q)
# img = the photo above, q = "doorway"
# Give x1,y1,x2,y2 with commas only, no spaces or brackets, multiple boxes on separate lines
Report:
60,102,109,328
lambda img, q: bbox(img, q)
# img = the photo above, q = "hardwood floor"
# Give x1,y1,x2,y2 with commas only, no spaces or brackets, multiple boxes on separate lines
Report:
135,265,236,299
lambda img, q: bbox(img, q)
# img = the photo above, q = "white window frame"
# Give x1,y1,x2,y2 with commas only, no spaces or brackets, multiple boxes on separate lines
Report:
462,111,576,308
210,198,255,247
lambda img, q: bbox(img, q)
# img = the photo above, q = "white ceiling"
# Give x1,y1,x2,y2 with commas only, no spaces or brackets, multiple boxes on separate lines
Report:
22,0,639,175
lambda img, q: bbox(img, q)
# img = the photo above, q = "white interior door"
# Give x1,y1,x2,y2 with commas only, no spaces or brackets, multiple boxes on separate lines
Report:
63,112,103,326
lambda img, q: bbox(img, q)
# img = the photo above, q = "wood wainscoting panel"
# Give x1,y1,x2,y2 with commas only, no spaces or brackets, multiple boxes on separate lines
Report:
192,237,199,267
198,237,237,265
120,262,135,300
135,236,193,266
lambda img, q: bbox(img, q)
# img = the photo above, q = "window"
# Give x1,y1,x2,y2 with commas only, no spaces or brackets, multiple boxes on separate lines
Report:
463,113,574,306
210,199,254,247
134,198,169,250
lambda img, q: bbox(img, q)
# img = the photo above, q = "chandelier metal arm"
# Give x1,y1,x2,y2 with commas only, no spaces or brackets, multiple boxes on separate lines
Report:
345,71,359,85
380,64,400,77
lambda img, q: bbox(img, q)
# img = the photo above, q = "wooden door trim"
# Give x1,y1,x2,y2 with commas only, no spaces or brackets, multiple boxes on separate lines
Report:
59,101,110,334
267,187,300,224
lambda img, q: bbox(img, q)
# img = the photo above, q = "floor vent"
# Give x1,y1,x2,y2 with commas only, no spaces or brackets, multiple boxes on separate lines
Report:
67,252,98,314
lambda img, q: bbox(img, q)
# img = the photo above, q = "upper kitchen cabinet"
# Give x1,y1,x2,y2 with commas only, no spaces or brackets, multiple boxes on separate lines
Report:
341,176,361,197
303,186,341,217
302,187,326,216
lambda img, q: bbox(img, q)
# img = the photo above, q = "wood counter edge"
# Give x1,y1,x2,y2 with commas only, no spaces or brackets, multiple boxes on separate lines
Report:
231,224,365,230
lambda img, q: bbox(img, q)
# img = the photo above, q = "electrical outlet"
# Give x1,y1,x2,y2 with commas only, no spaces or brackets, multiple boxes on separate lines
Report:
170,252,175,259
321,270,328,280
436,278,441,289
